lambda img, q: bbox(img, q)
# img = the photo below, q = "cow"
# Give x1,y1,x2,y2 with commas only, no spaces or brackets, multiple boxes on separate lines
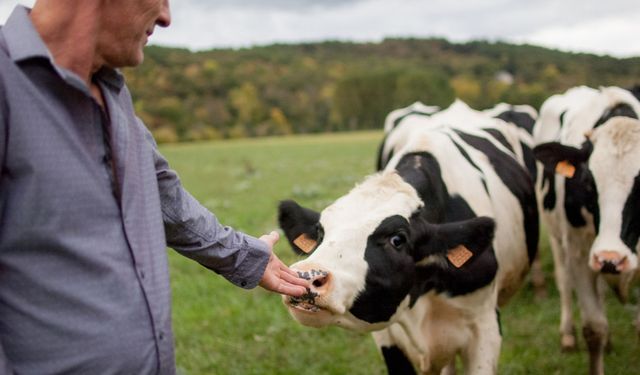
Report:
377,100,545,297
278,100,539,374
532,85,640,375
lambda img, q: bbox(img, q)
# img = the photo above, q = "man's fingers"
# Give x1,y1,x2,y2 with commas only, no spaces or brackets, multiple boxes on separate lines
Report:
278,283,307,297
270,250,303,280
259,230,280,247
257,236,311,296
281,262,302,278
281,268,310,288
276,258,310,287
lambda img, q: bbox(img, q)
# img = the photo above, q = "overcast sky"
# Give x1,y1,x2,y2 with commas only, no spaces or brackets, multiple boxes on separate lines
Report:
2,0,639,58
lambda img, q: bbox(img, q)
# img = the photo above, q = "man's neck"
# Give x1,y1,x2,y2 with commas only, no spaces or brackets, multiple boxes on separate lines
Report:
29,0,104,86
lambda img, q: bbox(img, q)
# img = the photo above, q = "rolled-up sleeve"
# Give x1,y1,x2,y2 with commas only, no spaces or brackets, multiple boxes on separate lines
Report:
142,125,270,289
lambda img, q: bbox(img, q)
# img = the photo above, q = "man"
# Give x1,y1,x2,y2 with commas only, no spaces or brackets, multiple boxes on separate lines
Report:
0,1,309,373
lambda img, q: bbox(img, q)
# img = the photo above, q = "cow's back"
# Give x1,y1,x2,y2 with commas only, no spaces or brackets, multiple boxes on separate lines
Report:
385,103,538,306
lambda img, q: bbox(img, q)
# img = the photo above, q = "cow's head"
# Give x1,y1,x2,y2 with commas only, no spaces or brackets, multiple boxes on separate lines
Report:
278,171,496,332
534,117,640,297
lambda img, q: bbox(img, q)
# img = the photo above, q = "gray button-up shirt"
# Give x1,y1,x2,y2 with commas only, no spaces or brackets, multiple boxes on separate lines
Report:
0,6,270,374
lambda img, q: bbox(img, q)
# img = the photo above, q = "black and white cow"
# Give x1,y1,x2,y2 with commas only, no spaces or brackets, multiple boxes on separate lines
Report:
279,100,539,374
532,85,640,375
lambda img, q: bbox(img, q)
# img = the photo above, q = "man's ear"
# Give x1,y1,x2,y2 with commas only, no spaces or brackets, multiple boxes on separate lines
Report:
533,140,593,178
411,216,496,269
277,200,321,255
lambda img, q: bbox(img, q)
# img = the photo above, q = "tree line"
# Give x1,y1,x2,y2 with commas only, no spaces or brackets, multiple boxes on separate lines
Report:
122,38,640,143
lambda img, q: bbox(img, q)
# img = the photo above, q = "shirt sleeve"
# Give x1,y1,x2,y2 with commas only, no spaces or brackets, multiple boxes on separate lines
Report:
0,341,13,374
139,121,270,289
0,67,11,370
0,63,6,173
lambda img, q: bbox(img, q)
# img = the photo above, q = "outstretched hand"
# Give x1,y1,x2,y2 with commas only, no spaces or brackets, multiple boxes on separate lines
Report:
258,231,309,297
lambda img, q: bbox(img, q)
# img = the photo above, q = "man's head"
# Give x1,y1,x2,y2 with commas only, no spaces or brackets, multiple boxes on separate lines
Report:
97,0,171,67
30,0,171,75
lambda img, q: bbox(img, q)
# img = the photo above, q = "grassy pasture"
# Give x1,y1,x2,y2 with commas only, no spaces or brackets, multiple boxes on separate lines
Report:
160,131,639,375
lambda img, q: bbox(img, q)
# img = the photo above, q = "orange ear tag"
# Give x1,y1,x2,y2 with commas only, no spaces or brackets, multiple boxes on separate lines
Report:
447,245,473,268
293,234,317,254
555,160,576,178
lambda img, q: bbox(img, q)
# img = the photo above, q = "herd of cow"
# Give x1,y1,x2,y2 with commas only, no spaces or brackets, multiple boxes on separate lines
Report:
276,85,640,375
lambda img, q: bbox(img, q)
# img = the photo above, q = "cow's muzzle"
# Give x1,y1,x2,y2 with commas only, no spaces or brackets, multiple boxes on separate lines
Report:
288,289,320,312
591,251,629,274
293,264,332,292
285,263,333,312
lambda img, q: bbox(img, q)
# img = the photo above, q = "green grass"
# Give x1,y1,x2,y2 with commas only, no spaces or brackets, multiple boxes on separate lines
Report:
160,131,639,375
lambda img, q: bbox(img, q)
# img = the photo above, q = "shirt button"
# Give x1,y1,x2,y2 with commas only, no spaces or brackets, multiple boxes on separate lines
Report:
158,331,165,341
240,280,247,287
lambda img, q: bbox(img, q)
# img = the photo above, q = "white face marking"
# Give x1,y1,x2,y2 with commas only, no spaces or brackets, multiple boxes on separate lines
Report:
588,118,640,271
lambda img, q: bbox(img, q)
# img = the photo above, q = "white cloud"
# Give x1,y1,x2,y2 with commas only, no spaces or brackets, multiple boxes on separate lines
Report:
1,0,638,57
517,13,640,57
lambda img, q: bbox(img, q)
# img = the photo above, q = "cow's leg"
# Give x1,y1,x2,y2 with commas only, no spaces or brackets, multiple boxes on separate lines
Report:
636,306,640,340
529,252,547,300
461,311,501,375
571,264,607,375
549,233,576,351
373,328,418,375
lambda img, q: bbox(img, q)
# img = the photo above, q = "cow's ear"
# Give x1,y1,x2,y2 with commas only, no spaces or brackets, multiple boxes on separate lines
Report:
533,140,593,179
411,216,496,269
278,200,322,255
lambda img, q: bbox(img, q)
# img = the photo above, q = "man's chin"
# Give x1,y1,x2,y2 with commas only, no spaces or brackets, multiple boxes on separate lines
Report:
102,52,144,70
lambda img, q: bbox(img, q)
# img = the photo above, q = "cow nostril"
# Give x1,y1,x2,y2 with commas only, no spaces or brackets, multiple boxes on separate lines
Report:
600,261,620,274
312,275,328,288
593,252,628,274
295,267,330,290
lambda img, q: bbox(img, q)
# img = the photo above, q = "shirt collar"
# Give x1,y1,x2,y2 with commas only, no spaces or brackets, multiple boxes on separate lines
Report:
95,66,125,91
1,5,125,92
2,5,51,63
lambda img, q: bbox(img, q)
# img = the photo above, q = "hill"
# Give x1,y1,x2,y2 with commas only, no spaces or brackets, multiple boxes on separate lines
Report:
122,38,640,142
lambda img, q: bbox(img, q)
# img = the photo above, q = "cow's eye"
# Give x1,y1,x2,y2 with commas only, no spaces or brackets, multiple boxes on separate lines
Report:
389,234,407,249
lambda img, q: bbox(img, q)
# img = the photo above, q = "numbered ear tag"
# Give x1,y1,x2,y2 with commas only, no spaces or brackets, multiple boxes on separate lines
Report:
447,245,473,268
555,160,576,178
293,234,317,254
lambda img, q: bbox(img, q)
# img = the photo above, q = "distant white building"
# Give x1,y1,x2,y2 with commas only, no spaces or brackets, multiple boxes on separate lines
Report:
495,70,514,85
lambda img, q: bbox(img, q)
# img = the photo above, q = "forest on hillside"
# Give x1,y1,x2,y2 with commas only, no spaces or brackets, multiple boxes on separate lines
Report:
122,38,640,143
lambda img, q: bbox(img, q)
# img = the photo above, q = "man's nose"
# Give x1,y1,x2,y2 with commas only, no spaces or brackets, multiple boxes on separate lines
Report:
157,0,171,28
